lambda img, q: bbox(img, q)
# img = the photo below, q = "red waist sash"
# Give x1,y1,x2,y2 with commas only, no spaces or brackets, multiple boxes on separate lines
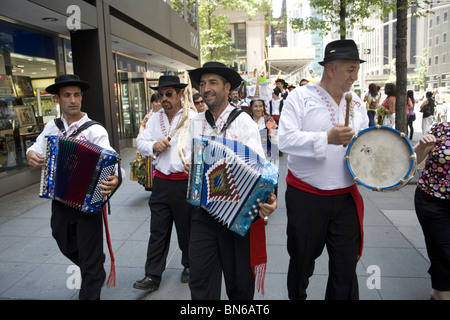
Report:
154,169,188,181
286,170,365,259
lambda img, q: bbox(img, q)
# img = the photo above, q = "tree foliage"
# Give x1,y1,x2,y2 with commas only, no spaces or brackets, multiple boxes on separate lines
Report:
199,0,271,65
171,0,271,65
289,0,431,38
289,0,395,38
413,52,427,91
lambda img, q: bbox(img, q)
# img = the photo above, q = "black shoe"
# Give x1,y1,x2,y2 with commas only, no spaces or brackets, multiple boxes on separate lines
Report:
133,276,159,292
181,267,190,283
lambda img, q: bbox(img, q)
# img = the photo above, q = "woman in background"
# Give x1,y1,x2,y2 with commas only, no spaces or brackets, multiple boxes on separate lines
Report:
406,90,416,140
364,83,380,127
420,91,435,135
249,97,278,164
381,83,396,127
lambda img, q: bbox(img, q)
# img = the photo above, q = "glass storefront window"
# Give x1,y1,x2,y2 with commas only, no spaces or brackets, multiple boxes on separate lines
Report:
115,54,175,141
64,39,74,75
0,21,58,174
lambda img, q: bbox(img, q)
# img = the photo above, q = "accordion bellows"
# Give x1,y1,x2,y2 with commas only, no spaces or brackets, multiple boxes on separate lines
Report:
39,136,120,213
187,137,278,236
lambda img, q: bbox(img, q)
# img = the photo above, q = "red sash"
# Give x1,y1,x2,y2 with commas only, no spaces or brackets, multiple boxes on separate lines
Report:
250,218,266,295
286,170,364,259
154,169,188,181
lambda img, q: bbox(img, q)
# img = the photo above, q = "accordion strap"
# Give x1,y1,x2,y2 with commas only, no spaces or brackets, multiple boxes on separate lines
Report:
205,108,245,135
54,118,102,137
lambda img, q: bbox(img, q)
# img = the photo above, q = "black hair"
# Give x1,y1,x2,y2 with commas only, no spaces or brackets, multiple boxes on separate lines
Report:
193,92,202,101
368,83,377,97
407,90,415,105
384,83,396,96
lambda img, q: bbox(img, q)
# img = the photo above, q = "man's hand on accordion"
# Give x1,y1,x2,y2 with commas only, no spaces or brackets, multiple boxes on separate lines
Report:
259,192,277,220
26,151,45,168
99,175,120,196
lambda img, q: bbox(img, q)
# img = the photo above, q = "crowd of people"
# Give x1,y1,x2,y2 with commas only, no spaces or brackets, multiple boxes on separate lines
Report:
362,80,447,142
25,38,449,301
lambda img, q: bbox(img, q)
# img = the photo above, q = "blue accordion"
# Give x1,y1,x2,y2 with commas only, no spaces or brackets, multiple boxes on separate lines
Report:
39,136,120,214
187,137,278,236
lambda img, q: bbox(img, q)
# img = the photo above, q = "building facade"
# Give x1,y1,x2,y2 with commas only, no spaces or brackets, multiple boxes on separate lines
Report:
357,8,426,91
0,0,200,196
426,2,450,89
358,2,450,93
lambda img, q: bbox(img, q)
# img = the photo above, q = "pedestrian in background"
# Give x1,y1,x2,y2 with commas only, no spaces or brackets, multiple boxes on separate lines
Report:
406,89,416,140
420,91,435,135
228,88,242,107
381,83,396,127
299,79,309,86
275,78,288,99
363,83,380,127
193,92,207,113
138,93,162,137
249,96,278,165
269,87,283,124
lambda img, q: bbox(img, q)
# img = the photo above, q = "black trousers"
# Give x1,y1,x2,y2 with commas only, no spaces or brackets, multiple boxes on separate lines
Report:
144,177,192,284
414,187,450,291
51,200,105,300
286,186,360,300
406,114,414,139
189,207,255,300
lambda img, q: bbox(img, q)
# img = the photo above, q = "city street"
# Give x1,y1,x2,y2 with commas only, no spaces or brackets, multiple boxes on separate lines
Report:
0,118,435,302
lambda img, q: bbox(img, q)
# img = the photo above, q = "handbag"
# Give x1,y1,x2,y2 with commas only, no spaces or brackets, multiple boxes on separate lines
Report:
421,105,432,118
129,155,146,183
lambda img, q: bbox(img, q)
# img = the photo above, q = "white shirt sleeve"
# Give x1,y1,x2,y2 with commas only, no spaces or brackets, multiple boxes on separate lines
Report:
137,114,158,157
279,90,328,160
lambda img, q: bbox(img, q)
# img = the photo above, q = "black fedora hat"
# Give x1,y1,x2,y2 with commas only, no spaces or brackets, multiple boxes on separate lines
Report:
45,74,90,94
150,75,187,90
189,61,242,90
318,39,365,66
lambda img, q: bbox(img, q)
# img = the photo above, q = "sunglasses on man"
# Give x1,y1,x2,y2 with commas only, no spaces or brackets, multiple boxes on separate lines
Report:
157,91,177,99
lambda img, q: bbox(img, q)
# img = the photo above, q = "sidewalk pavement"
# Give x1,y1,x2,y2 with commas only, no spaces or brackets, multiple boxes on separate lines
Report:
0,129,433,300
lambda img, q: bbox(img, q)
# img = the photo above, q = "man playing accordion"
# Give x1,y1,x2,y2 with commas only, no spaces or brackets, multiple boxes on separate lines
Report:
26,74,121,300
185,62,278,300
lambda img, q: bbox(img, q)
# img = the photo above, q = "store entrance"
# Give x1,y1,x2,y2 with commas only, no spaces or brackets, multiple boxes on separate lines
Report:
118,71,148,139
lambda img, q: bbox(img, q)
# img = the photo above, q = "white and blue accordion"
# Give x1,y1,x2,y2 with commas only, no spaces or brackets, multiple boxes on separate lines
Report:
39,136,120,214
187,137,278,236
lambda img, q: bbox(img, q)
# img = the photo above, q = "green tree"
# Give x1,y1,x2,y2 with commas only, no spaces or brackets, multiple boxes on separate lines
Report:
396,2,432,132
289,0,431,133
199,0,271,65
413,52,427,91
172,0,271,65
289,0,395,39
395,0,408,133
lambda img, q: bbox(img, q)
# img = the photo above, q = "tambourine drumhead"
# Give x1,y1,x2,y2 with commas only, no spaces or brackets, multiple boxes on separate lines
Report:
345,126,416,191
